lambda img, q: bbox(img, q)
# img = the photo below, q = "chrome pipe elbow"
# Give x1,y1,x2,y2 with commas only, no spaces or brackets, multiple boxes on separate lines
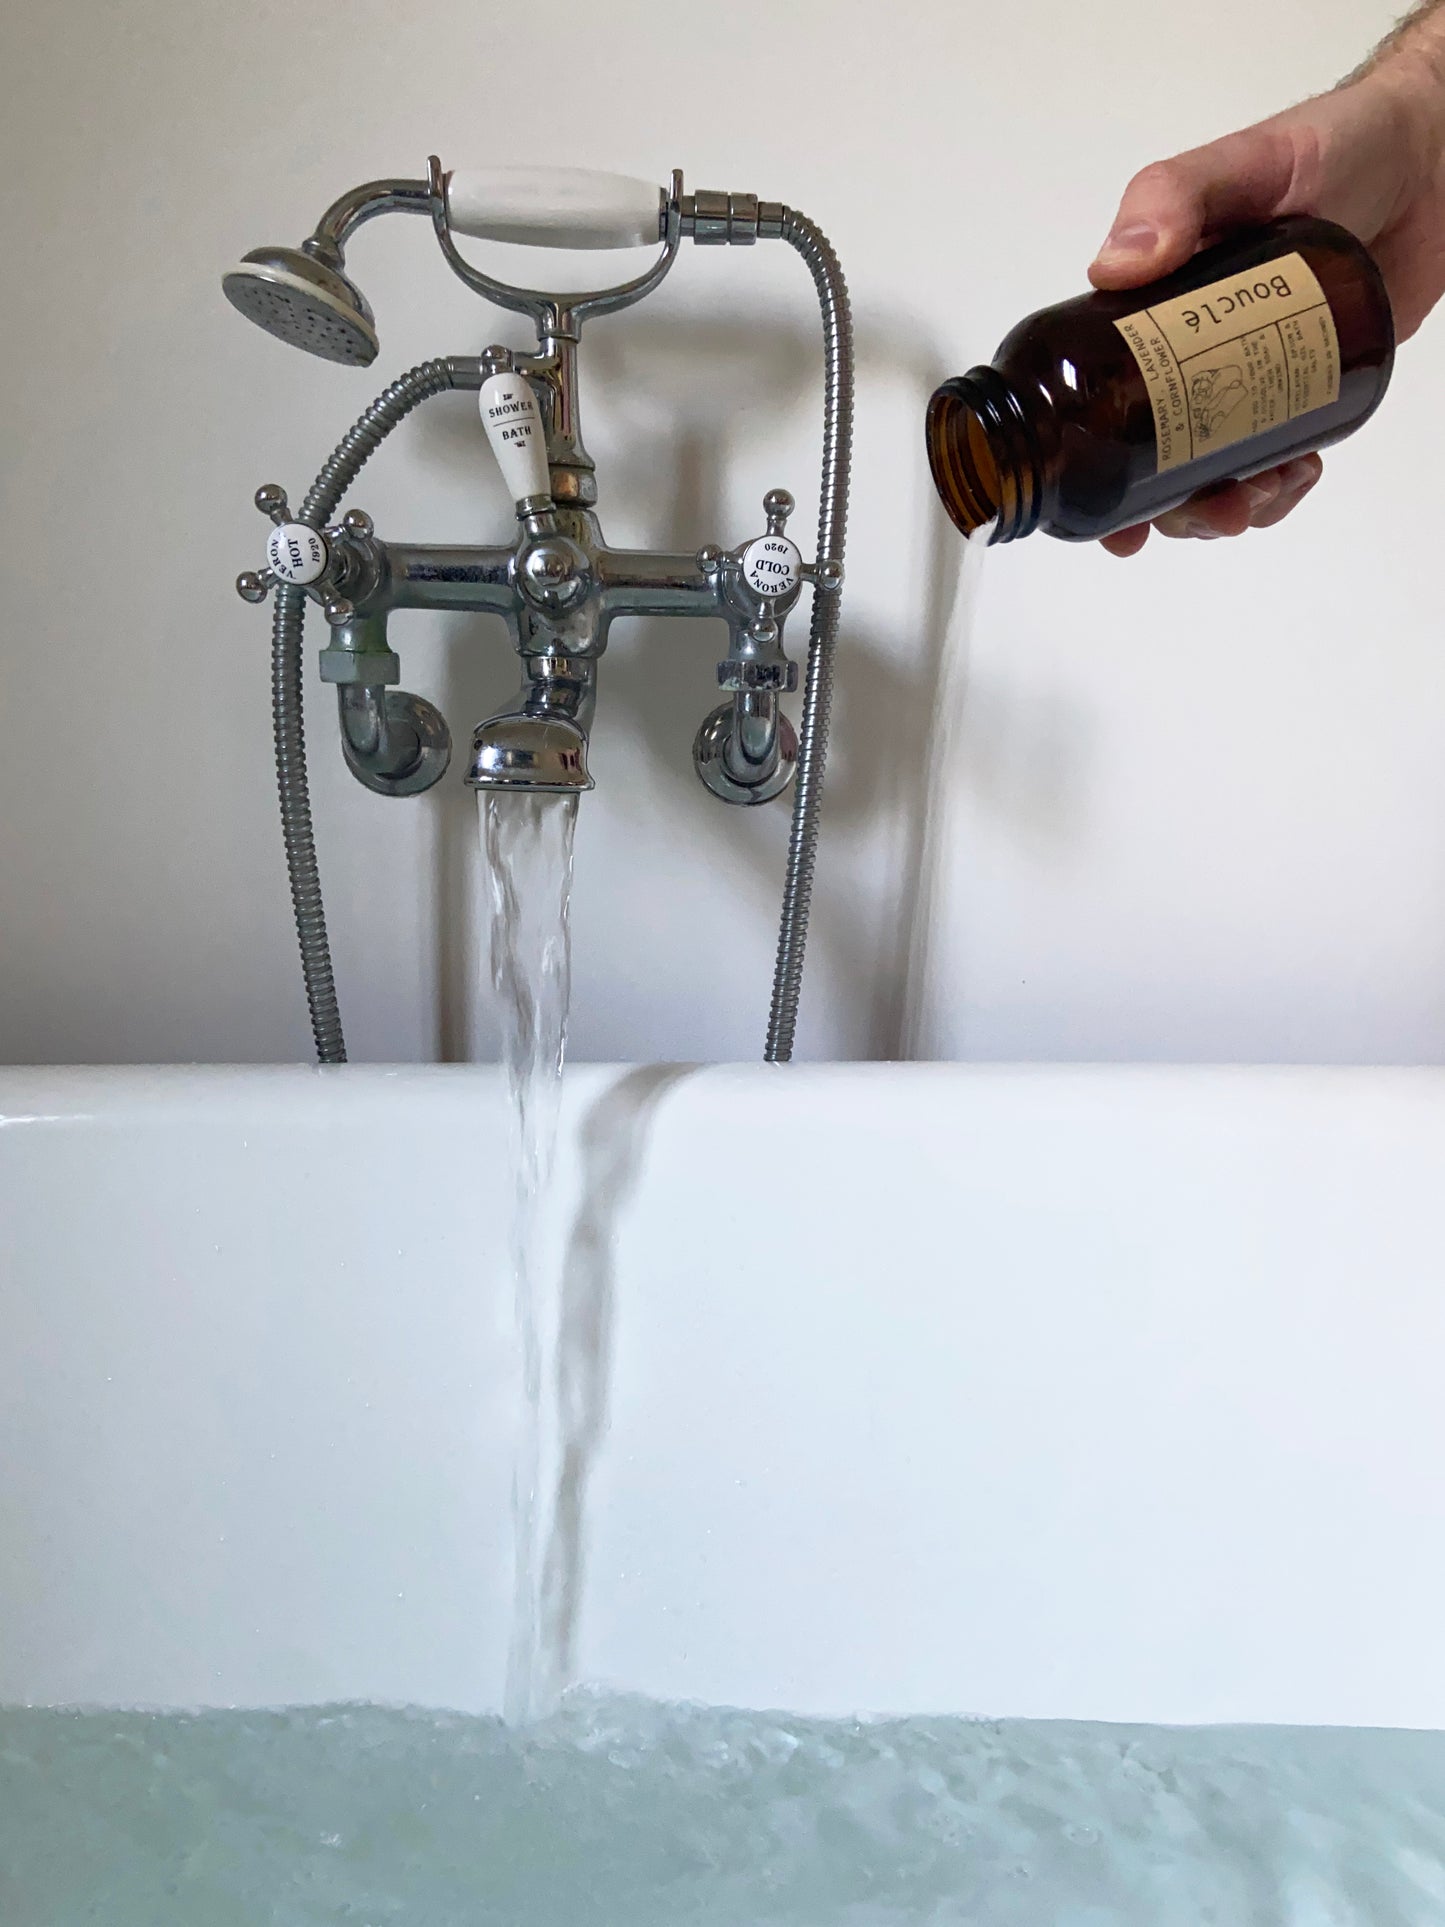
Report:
692,692,798,806
337,684,451,797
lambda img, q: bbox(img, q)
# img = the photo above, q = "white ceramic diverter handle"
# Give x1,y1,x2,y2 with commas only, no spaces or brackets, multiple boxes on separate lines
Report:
445,166,664,249
479,371,551,508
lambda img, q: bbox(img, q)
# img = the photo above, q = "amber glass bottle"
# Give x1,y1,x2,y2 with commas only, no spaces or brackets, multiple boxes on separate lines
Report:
926,216,1394,543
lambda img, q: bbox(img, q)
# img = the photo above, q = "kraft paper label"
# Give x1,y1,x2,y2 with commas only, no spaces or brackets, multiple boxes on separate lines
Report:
1115,251,1341,473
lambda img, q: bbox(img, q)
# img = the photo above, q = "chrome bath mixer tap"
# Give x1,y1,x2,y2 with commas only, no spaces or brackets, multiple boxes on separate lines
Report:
225,163,852,1064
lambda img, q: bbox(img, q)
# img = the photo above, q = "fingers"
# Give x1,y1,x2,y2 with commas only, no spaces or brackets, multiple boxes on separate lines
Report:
1100,457,1324,557
1153,480,1260,540
1247,454,1323,526
1101,524,1151,558
1089,121,1301,290
1158,458,1321,537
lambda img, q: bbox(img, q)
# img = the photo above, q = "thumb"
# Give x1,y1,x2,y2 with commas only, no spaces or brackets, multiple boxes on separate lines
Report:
1089,122,1300,290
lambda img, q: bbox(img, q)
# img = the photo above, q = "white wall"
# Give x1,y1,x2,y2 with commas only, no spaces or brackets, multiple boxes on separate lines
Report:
1,0,1436,1067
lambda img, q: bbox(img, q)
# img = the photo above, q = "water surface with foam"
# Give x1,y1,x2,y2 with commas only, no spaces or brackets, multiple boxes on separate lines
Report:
3,1692,1443,1925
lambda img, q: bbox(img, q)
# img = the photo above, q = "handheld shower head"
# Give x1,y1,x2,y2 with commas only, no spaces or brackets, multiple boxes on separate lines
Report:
222,245,378,366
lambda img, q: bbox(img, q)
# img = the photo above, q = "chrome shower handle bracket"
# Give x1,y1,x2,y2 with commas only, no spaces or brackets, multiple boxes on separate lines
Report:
426,157,684,327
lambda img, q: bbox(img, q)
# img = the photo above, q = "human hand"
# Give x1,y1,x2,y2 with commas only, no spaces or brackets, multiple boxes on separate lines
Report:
1089,60,1445,555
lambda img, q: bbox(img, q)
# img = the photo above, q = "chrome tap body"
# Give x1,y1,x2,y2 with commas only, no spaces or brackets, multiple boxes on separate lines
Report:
229,163,852,1061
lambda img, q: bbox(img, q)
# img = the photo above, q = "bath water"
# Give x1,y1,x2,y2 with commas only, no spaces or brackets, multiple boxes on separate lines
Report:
3,1691,1444,1925
479,792,579,1726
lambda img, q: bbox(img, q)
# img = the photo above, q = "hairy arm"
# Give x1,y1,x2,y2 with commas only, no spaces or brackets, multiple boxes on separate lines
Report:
1347,0,1445,84
1092,4,1445,555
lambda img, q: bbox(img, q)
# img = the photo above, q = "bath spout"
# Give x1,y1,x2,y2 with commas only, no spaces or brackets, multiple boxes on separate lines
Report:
467,712,592,793
466,660,596,794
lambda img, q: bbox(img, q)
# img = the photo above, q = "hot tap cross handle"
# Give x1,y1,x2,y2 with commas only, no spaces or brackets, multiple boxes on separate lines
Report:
235,486,373,627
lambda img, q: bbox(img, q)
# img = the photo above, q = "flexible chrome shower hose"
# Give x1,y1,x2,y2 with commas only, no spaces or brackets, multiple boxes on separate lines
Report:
274,232,847,1067
765,212,854,1063
273,357,464,1062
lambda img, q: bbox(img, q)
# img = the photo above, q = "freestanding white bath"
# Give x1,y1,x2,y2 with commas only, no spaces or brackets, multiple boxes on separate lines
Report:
3,1061,1443,1732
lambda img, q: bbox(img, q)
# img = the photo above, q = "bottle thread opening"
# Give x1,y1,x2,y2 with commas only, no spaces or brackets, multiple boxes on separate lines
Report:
926,369,1044,544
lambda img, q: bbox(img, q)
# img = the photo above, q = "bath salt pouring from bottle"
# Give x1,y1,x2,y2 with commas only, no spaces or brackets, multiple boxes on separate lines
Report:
926,216,1394,545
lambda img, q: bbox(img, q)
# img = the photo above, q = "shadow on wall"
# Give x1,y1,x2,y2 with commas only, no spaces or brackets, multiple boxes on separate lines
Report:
408,304,1092,1062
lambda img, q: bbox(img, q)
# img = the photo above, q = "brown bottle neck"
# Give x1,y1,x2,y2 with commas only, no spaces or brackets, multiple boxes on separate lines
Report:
926,366,1048,543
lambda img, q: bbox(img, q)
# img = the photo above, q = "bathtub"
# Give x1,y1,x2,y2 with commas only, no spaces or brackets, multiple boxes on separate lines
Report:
2,1061,1444,1732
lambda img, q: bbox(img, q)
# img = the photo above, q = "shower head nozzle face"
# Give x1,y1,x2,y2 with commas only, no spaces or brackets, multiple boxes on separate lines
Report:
222,246,379,366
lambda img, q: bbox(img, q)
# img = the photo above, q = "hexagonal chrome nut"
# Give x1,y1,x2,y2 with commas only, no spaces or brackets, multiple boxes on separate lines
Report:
318,647,401,686
716,658,799,694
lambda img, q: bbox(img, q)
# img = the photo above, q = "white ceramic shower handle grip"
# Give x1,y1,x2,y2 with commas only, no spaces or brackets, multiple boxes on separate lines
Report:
479,372,552,506
445,167,665,250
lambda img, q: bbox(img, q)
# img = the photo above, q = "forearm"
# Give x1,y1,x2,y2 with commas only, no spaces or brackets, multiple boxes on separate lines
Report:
1351,2,1445,92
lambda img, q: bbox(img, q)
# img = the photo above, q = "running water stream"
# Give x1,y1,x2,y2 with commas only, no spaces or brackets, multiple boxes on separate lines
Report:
479,792,579,1726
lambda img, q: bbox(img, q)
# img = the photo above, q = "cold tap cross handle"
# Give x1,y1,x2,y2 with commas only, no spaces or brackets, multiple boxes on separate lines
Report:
739,489,804,605
479,372,552,511
445,167,666,249
698,488,844,637
698,489,804,617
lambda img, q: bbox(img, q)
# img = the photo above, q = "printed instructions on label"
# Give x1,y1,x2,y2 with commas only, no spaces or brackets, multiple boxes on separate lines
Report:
1115,251,1341,473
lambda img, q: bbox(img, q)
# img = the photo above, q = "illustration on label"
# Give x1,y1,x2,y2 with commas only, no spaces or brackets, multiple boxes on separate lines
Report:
1115,251,1342,474
1190,363,1249,443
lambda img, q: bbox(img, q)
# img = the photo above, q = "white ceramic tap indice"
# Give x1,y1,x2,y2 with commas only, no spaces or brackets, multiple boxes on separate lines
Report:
264,523,329,585
741,533,803,600
2,1062,1444,1725
479,372,552,507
